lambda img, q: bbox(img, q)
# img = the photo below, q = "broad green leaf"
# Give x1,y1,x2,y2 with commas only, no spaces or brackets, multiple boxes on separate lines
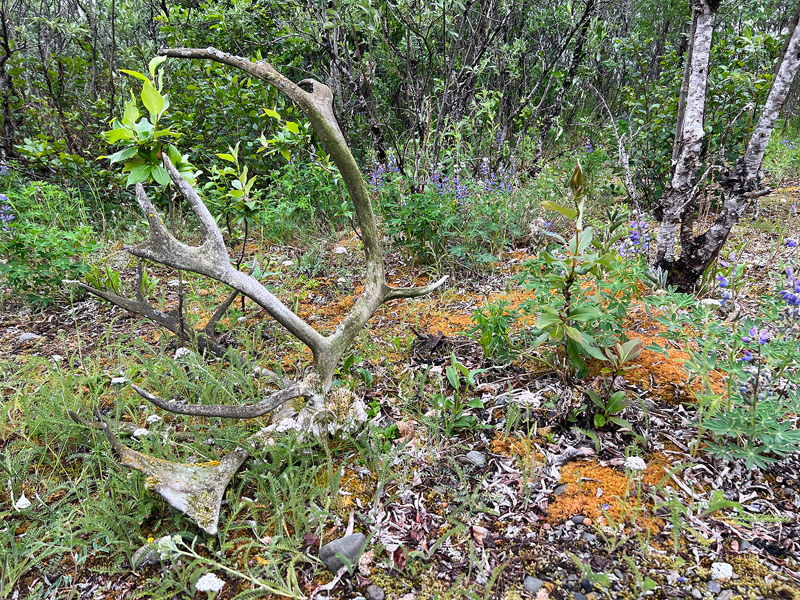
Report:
141,79,165,117
107,146,139,164
123,92,140,126
263,108,281,120
151,165,170,186
280,149,291,162
594,414,606,428
103,127,134,143
120,69,149,82
167,144,182,165
536,311,561,329
216,153,236,163
285,121,300,134
148,55,167,78
575,331,608,361
136,118,154,140
126,164,152,186
569,306,602,322
541,200,577,221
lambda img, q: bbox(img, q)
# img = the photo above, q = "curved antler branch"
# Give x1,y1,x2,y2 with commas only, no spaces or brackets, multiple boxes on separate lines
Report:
384,275,449,302
73,409,248,535
131,382,309,419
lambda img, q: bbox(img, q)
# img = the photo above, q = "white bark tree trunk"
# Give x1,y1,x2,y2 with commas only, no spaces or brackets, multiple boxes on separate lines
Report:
655,0,800,291
655,0,718,265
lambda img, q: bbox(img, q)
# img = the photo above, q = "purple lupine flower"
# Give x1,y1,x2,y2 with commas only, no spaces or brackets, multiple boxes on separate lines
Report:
0,164,8,176
717,275,729,288
741,350,753,362
758,329,770,344
786,238,797,248
0,196,14,232
742,326,758,344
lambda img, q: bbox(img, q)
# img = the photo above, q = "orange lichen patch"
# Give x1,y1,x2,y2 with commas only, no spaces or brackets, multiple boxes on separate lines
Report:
623,331,727,402
548,460,665,534
548,462,632,522
641,452,678,487
491,433,547,463
337,467,378,510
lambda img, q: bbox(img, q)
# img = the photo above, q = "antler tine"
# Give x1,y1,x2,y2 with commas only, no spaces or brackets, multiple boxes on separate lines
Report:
131,383,309,419
384,275,449,302
161,154,228,260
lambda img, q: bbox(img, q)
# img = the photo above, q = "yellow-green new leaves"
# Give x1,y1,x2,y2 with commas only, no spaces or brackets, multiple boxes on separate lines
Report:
100,57,196,189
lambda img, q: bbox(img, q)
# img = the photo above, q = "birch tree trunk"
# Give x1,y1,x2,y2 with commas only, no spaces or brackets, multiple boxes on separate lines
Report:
654,0,718,266
654,0,800,291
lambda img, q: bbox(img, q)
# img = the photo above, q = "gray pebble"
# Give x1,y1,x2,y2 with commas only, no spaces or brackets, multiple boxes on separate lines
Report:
574,593,587,600
494,394,509,407
707,581,721,593
365,584,385,600
318,533,366,574
692,589,703,599
19,333,42,342
739,540,751,551
523,576,545,594
582,532,596,542
465,450,487,467
554,483,569,496
571,515,585,525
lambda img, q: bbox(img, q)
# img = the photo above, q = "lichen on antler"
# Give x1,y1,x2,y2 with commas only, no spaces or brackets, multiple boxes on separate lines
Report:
75,47,448,535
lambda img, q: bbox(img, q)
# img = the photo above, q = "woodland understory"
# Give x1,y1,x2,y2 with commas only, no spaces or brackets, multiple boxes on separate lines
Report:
3,0,800,599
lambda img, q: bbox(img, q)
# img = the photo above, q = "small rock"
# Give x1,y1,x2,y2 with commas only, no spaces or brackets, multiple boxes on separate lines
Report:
580,579,593,593
19,333,42,342
523,576,545,594
707,581,721,593
110,376,128,385
282,260,293,267
700,298,723,308
353,597,366,600
583,518,592,526
739,540,751,552
691,589,702,599
710,562,733,581
337,277,348,285
573,593,587,600
494,394,509,407
465,450,486,467
14,493,31,510
582,533,596,542
554,483,569,496
365,585,385,600
333,246,348,254
51,354,64,362
717,591,734,600
319,533,366,573
571,515,585,525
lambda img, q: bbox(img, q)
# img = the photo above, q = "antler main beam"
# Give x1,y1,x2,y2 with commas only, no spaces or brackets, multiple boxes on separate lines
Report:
76,48,449,536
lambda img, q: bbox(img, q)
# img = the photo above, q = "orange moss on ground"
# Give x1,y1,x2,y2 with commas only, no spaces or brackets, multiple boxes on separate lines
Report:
547,460,664,534
491,433,547,463
620,305,727,402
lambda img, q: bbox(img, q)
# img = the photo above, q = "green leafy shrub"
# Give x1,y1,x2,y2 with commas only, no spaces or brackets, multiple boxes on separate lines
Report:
469,299,521,362
0,187,98,306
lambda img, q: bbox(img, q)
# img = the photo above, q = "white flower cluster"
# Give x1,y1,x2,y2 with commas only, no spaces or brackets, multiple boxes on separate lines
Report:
195,572,225,593
624,456,647,472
